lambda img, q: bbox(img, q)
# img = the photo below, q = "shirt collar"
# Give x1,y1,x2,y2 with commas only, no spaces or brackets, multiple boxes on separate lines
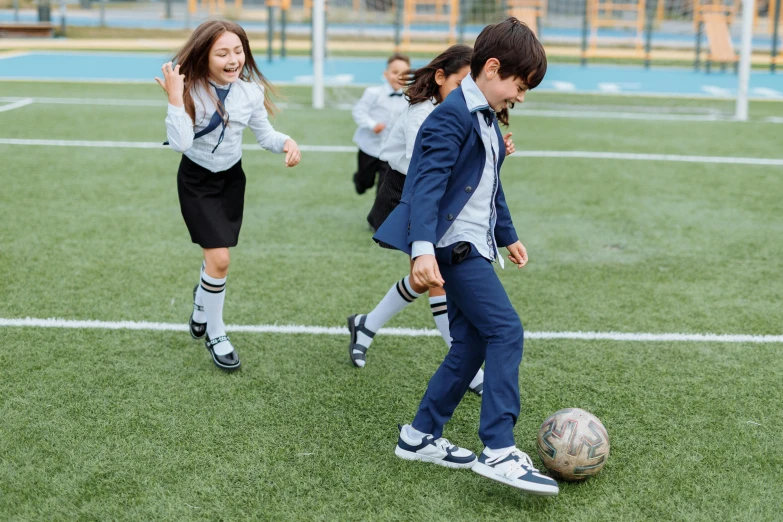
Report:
208,79,231,90
384,79,403,96
462,74,491,114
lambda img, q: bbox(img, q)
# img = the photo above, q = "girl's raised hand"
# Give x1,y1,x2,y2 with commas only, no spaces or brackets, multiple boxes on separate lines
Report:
283,139,301,167
155,62,186,106
503,132,516,155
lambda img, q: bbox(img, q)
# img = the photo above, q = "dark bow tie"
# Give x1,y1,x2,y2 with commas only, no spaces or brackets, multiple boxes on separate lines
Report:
389,92,404,97
479,108,495,127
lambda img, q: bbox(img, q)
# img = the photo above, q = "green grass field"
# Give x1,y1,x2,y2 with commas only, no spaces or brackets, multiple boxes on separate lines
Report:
1,81,782,521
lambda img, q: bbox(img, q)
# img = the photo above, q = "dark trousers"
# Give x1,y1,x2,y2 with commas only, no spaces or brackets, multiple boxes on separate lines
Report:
412,243,524,450
353,150,388,195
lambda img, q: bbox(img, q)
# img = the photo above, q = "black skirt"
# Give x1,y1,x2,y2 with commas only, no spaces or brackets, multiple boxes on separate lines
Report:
177,155,246,248
367,166,406,234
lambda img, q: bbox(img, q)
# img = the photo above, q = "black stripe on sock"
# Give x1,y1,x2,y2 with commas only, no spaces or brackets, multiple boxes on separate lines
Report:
431,309,448,317
395,279,415,303
200,284,226,294
201,277,226,289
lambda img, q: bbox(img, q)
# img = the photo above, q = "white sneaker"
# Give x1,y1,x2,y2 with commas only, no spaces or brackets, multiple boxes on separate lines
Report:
472,448,559,496
394,425,477,469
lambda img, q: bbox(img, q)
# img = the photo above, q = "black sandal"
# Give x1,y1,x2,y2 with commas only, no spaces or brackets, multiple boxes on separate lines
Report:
189,284,207,339
347,314,375,368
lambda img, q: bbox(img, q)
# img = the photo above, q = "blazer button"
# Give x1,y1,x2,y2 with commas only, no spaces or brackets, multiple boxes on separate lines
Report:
446,213,454,221
465,186,473,193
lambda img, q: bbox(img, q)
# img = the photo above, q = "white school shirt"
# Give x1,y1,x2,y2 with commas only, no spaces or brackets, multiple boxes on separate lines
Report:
412,75,503,267
351,81,408,158
165,80,290,173
379,98,437,175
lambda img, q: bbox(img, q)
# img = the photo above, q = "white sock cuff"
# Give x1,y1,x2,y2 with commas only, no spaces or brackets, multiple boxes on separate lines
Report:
402,424,429,444
201,272,226,293
429,295,448,317
396,276,422,303
484,445,516,457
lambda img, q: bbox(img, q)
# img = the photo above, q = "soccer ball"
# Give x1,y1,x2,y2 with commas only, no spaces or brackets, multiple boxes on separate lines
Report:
536,408,610,482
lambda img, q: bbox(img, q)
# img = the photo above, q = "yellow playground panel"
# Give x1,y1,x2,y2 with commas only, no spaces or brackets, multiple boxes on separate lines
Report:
586,0,647,56
401,0,460,48
505,0,548,36
188,0,298,15
693,0,738,68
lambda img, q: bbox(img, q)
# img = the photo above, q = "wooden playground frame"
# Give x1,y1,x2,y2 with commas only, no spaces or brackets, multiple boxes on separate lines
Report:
181,0,781,70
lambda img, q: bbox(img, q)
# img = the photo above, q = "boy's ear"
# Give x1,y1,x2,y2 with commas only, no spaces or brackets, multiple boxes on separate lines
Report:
484,58,500,79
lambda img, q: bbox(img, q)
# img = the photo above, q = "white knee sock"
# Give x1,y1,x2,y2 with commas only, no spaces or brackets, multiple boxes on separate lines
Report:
192,261,207,324
358,275,422,348
201,271,233,356
428,295,451,347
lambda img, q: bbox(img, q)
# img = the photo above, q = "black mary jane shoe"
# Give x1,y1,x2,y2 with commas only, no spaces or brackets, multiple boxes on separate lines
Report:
205,334,241,372
190,284,207,339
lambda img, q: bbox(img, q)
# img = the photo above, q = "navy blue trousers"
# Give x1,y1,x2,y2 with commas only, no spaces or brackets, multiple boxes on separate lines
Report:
411,243,524,449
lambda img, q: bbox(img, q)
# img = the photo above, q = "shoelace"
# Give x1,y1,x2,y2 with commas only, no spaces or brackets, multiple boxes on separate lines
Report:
434,438,456,456
499,448,538,479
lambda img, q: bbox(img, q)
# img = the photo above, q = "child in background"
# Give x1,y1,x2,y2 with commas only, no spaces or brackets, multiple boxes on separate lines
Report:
156,20,300,372
351,45,516,400
351,53,410,199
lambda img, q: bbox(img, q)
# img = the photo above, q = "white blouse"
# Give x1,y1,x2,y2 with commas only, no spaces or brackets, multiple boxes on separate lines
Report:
379,98,437,175
165,80,290,173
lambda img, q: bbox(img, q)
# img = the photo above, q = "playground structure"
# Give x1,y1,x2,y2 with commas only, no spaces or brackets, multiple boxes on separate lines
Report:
586,0,647,57
400,0,459,48
175,0,781,70
693,0,738,71
503,0,547,36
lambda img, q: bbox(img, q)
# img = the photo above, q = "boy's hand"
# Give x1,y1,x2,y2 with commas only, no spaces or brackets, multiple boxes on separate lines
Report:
503,132,516,155
373,123,386,134
283,139,301,167
411,255,445,289
506,241,528,268
155,62,185,107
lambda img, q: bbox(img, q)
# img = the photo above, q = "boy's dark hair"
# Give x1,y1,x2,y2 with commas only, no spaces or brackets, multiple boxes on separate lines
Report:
404,44,472,105
470,17,547,89
387,52,411,66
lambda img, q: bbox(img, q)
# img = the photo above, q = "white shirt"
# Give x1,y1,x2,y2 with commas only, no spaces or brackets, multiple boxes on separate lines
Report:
379,98,436,175
351,81,408,158
412,75,503,268
165,80,290,173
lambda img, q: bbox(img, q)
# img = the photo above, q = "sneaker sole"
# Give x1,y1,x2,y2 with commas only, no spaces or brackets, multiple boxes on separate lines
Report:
394,445,477,469
471,462,559,496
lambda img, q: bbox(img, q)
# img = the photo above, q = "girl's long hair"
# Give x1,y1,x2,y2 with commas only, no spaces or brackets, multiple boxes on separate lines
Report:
404,44,472,106
171,20,278,126
403,44,509,125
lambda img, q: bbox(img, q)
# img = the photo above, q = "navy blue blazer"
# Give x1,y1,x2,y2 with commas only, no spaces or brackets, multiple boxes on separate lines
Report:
373,86,518,255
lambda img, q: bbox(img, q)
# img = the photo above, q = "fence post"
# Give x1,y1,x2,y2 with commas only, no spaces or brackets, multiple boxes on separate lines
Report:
268,4,274,62
59,0,66,36
581,0,589,66
772,0,781,72
644,0,656,68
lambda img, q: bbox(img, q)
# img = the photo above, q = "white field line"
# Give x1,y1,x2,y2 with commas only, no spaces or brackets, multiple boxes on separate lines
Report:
1,317,782,344
0,96,780,124
0,98,33,112
1,138,782,166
